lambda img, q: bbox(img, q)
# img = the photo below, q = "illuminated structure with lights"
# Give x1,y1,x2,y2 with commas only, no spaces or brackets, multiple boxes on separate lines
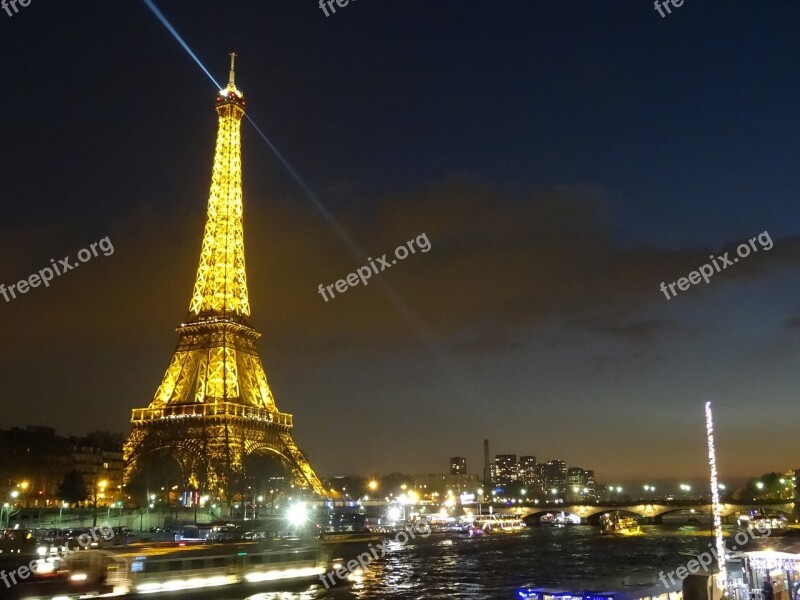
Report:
450,456,467,475
492,454,518,487
705,401,726,587
124,55,326,498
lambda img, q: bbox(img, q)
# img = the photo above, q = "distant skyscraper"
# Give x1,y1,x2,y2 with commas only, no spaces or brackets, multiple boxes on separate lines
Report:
585,469,596,498
543,459,567,497
567,467,586,500
450,456,467,475
483,439,490,487
566,466,597,500
493,454,517,487
519,456,538,486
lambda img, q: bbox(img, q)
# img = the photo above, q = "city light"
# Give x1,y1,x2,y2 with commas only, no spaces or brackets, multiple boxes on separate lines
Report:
756,481,764,490
368,480,379,491
705,401,726,588
287,502,309,527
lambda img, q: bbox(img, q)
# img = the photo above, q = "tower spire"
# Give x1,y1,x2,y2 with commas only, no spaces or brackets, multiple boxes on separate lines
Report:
228,51,237,87
189,56,248,322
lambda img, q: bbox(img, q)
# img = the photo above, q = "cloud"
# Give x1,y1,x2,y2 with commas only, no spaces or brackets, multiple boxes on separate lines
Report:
785,310,800,331
590,318,676,343
2,177,799,364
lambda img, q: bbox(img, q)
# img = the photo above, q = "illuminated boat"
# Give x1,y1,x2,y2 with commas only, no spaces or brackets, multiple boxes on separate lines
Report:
60,540,329,596
469,514,526,536
599,513,641,536
737,510,789,536
517,585,682,600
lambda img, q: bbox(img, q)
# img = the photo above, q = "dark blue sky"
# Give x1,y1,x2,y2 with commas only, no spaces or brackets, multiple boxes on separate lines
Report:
1,1,799,483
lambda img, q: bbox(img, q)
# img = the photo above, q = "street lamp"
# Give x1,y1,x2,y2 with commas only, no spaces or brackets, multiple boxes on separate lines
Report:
93,480,108,527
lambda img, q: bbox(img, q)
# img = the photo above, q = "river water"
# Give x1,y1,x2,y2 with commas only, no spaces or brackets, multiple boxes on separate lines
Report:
226,523,770,600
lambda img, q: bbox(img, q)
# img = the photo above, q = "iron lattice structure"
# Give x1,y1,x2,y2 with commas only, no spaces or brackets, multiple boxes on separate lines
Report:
124,57,327,499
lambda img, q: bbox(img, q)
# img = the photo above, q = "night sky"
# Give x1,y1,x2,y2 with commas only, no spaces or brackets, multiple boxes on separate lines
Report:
2,1,799,484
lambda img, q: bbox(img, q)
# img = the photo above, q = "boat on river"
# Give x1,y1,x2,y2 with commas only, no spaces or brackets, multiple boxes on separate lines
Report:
13,539,331,598
600,512,641,536
469,514,526,536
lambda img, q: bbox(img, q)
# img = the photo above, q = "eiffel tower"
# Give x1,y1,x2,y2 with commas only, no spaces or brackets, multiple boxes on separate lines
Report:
124,55,327,499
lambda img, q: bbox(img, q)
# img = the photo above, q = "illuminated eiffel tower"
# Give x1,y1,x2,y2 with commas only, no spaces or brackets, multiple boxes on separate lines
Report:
124,55,327,499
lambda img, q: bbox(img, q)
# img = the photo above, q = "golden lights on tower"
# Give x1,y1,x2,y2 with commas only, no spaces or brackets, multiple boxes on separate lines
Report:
124,55,327,499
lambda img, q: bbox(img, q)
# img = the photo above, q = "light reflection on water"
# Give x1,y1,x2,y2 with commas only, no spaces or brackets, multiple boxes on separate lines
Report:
230,524,771,600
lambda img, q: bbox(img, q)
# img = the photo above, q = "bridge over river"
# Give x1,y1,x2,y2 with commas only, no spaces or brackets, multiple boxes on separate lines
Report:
480,500,796,524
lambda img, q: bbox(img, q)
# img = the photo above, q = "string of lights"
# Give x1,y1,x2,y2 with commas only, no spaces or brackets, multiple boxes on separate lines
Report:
705,401,726,587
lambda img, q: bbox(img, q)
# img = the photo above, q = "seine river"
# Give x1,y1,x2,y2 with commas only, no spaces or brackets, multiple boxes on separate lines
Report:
225,523,763,600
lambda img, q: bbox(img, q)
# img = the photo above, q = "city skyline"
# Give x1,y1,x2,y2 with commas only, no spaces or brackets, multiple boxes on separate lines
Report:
2,2,800,481
0,423,789,495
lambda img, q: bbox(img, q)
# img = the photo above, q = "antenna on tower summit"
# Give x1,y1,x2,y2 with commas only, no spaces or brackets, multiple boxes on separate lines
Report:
228,52,237,86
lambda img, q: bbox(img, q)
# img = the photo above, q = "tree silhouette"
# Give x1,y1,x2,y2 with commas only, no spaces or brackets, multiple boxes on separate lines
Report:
58,469,88,505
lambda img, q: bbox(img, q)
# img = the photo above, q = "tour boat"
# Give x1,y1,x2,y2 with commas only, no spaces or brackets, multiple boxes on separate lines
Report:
469,514,526,536
600,513,641,536
737,510,789,536
517,585,682,600
58,540,329,597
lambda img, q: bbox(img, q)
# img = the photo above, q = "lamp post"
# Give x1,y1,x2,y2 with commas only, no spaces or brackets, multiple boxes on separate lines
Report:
256,496,263,520
93,480,108,528
19,481,29,509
